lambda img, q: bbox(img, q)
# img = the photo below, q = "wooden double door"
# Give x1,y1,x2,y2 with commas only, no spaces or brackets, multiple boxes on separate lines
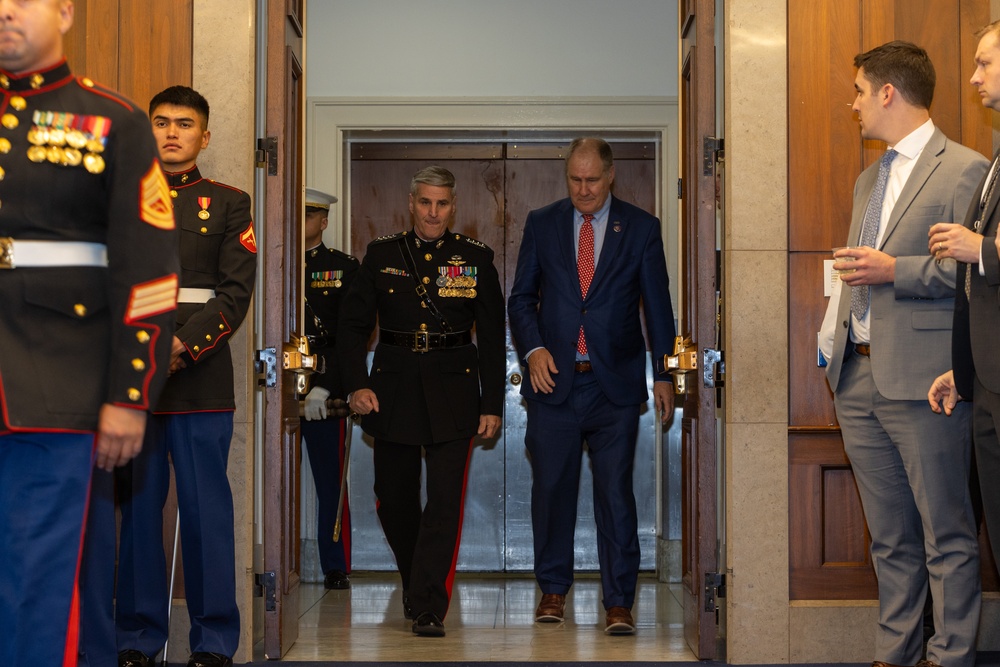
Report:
342,140,666,572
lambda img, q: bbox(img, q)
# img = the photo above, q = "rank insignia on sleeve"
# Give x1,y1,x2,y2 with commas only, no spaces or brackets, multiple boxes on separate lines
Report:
126,274,178,323
140,161,175,229
240,223,258,254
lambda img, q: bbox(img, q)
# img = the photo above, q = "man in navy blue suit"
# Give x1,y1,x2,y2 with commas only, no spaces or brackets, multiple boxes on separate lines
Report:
508,137,676,635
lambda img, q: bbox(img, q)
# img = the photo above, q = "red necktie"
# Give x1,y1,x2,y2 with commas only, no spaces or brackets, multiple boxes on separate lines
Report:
577,214,595,355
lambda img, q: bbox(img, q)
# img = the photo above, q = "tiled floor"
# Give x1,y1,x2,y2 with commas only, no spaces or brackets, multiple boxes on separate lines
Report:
274,572,697,662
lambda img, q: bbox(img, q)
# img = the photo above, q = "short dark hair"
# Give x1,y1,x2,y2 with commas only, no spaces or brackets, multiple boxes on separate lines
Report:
854,41,935,110
148,86,210,125
566,137,614,173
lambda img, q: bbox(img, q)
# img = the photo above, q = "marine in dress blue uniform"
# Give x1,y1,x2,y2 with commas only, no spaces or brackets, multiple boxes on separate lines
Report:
338,166,504,637
113,87,256,667
300,187,358,589
0,5,179,666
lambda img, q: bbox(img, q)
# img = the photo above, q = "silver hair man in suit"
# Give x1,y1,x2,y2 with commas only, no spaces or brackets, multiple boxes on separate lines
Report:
929,18,1000,617
820,41,987,667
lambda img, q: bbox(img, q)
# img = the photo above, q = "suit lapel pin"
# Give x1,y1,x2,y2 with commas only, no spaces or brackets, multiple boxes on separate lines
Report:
613,222,622,232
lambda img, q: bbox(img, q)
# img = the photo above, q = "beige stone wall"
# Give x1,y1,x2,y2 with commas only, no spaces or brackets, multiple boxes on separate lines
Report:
166,2,257,664
723,0,790,662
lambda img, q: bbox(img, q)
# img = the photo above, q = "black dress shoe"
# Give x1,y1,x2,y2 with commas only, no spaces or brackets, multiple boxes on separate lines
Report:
187,652,233,667
118,649,152,667
412,611,445,637
324,569,350,589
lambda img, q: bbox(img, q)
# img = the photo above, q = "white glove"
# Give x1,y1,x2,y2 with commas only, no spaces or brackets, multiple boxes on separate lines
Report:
304,386,331,421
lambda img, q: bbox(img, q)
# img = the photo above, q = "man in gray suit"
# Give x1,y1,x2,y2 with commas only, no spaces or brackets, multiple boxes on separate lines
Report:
820,41,987,667
929,19,1000,592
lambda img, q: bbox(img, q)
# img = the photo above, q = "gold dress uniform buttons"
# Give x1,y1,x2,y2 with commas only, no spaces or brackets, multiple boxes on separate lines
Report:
9,96,25,111
170,190,178,198
424,253,432,261
200,227,207,233
1,113,17,129
128,388,141,401
74,304,87,317
193,345,200,352
0,75,9,89
132,359,146,371
136,331,150,343
419,323,428,331
0,137,11,153
0,166,5,181
219,324,225,330
29,74,43,89
81,77,94,88
205,334,212,341
422,276,430,284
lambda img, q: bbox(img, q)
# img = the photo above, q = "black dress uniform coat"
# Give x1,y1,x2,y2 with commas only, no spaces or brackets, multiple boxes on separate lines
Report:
0,60,178,431
156,165,256,412
338,230,505,444
306,243,359,398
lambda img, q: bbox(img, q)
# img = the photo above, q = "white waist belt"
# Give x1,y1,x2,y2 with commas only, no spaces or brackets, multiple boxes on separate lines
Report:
177,288,216,303
0,238,108,269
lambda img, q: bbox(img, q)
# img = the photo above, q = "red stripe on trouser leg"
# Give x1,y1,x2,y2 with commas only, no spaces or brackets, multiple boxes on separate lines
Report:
64,455,94,667
443,438,475,606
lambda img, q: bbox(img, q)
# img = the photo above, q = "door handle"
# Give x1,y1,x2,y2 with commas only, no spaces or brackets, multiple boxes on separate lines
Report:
283,333,321,395
665,335,698,394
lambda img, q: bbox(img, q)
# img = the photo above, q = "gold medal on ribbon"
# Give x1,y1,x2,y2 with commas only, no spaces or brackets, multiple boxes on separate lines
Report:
27,126,47,145
66,129,86,149
48,128,66,147
63,148,82,166
83,152,105,174
27,145,46,162
85,138,104,153
46,145,62,163
333,279,342,288
198,209,210,220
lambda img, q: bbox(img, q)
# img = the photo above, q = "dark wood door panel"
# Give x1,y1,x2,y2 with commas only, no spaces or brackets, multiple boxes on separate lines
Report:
788,253,837,427
789,432,876,599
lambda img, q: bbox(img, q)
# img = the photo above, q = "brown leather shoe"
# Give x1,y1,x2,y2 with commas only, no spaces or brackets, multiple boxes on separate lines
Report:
605,606,636,635
535,593,566,622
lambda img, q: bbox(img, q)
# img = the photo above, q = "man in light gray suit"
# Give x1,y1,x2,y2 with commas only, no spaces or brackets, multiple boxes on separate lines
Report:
819,41,987,667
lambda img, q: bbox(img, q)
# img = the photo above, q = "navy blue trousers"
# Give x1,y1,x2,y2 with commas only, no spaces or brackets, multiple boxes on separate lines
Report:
78,467,117,667
0,432,93,667
116,411,239,658
525,371,641,609
301,417,351,575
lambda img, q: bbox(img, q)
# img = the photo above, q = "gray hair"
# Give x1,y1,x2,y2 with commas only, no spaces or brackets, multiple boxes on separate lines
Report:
410,165,457,196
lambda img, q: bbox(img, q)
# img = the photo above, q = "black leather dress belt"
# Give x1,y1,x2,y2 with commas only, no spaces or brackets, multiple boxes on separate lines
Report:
379,328,472,353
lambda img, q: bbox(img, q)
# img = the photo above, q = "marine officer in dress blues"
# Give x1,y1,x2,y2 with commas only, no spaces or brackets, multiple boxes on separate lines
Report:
0,2,179,666
114,86,257,667
338,165,505,637
301,186,359,590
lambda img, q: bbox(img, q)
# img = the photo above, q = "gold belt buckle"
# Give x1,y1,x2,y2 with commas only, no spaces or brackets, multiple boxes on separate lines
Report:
0,237,12,269
412,331,430,353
